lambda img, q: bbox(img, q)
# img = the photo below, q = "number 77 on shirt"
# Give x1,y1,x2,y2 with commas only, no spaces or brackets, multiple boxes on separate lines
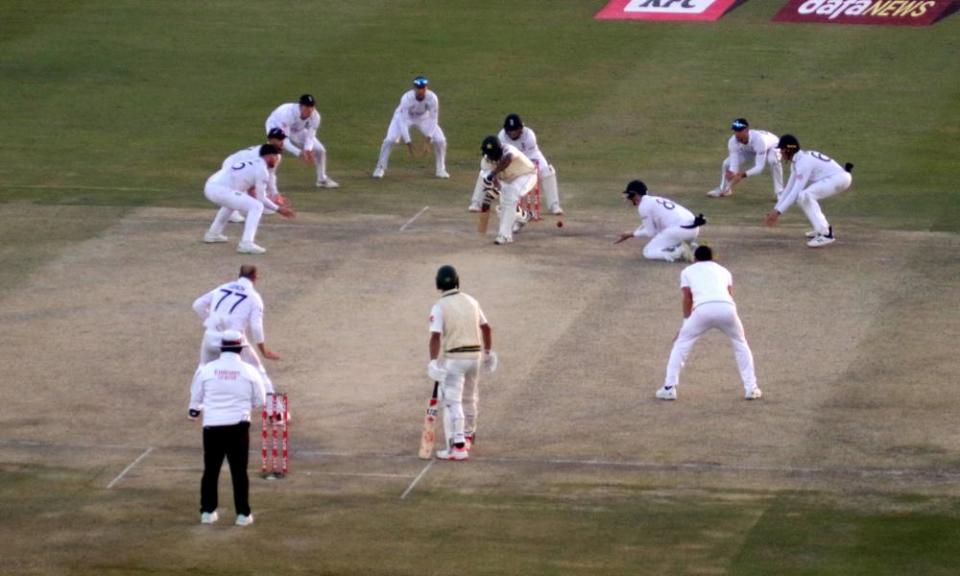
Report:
418,382,440,459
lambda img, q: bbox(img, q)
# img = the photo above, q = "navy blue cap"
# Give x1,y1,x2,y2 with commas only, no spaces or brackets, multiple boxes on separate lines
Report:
731,118,749,131
267,128,287,140
623,180,648,198
299,94,316,106
413,76,429,88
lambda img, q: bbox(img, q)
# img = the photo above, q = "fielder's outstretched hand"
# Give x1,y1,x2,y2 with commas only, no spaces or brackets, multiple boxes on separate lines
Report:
277,206,296,220
764,210,780,227
614,232,634,244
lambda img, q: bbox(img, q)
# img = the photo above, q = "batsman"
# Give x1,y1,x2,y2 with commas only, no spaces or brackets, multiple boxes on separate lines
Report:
477,136,538,245
427,265,497,461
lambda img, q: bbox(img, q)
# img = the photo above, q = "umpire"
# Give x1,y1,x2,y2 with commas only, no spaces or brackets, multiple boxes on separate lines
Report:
189,330,267,526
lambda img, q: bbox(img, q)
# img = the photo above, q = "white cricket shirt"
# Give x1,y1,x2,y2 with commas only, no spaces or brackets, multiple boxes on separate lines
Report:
727,129,779,175
190,352,266,427
680,261,735,308
775,150,846,214
265,103,320,151
634,195,696,238
498,126,548,167
193,277,268,344
393,89,439,141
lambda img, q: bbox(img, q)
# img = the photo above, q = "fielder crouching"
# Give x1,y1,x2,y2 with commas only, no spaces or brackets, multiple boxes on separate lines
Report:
427,265,497,461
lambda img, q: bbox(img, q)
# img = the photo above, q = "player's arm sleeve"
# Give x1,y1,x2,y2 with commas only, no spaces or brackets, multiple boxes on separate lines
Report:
250,373,266,409
744,144,767,177
189,368,204,410
428,304,443,333
192,291,212,320
774,171,806,214
301,112,320,151
422,94,439,136
249,296,266,344
397,95,413,143
283,138,303,157
256,173,279,211
727,138,740,172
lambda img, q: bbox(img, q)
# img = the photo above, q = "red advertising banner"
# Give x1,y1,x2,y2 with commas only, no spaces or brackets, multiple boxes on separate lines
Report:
773,0,957,25
595,0,740,21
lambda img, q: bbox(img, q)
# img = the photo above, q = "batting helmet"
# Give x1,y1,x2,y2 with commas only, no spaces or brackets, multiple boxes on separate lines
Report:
623,180,648,199
435,265,459,291
731,118,749,131
777,134,800,150
481,136,503,161
504,113,524,131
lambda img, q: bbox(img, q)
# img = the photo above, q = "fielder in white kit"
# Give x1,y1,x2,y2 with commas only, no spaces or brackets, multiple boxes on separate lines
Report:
707,118,783,198
478,136,539,245
265,94,339,188
765,134,854,248
372,76,449,179
192,265,280,396
468,113,563,215
615,180,705,262
226,128,290,225
427,265,497,461
203,144,295,255
656,245,761,401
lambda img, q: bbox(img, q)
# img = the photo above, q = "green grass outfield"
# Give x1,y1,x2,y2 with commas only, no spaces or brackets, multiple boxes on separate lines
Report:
1,1,959,574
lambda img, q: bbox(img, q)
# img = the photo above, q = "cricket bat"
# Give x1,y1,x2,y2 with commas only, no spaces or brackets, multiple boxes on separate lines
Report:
477,199,492,235
417,381,440,459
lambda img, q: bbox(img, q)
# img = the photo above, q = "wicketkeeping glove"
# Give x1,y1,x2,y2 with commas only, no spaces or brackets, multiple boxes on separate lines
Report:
482,350,499,373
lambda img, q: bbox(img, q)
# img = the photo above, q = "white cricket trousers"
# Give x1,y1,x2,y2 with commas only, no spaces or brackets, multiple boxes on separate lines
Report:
204,180,264,245
196,330,275,394
720,148,784,196
644,226,700,261
287,136,330,182
664,302,757,393
376,118,447,175
439,357,480,447
798,172,852,235
497,172,538,241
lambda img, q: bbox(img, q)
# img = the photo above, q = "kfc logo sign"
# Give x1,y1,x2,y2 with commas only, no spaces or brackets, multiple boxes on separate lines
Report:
596,0,739,20
774,0,956,25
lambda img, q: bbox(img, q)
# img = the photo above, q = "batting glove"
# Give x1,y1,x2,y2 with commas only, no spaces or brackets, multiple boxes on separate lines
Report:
482,350,498,373
427,359,447,383
482,172,496,187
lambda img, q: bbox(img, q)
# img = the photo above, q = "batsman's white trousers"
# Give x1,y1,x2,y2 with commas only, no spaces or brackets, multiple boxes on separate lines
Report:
664,302,757,393
376,118,447,174
497,172,538,241
644,226,699,261
197,330,275,394
439,357,480,447
720,148,783,197
204,181,264,245
798,172,852,235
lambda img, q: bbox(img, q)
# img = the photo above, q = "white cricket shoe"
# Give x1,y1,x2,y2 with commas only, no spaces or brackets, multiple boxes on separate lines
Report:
512,217,528,234
706,187,731,198
435,170,450,179
237,242,266,255
436,447,469,461
807,233,835,248
316,177,339,188
228,211,245,223
235,513,254,527
203,233,228,244
805,230,818,239
655,386,677,401
745,388,763,400
494,235,513,245
467,202,481,212
200,511,219,524
372,166,385,179
549,204,564,216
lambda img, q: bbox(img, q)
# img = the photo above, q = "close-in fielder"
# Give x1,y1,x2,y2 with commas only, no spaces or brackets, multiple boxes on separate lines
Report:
372,76,449,179
189,330,266,527
191,265,280,397
656,245,761,401
203,144,295,255
479,136,538,245
427,265,496,460
226,128,290,224
468,113,563,215
265,94,339,188
615,180,705,262
707,118,783,198
764,134,854,248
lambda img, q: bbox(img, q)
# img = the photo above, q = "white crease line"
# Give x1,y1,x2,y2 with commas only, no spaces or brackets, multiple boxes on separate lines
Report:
106,447,154,489
399,206,429,232
400,459,435,500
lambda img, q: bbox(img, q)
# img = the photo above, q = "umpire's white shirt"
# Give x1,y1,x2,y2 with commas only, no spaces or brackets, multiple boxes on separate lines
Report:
681,262,734,308
190,352,266,427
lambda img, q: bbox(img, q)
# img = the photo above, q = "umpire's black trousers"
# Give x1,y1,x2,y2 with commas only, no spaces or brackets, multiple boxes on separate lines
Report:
200,421,251,516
